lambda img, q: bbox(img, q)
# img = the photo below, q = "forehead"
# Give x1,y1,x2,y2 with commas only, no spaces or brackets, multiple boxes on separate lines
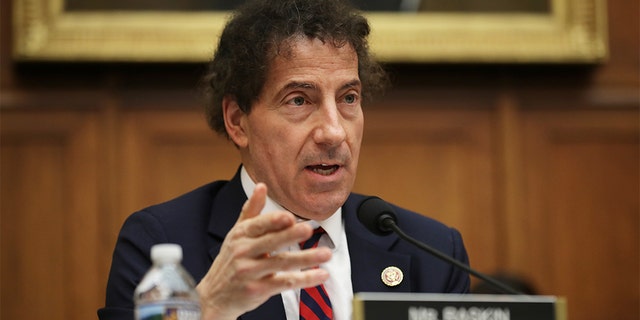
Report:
265,37,359,83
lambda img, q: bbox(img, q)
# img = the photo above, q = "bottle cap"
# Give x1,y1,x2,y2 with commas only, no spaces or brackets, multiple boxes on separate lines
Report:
151,243,183,264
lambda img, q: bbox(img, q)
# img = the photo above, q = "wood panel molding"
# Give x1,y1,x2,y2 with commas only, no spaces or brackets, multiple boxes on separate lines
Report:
511,109,639,319
1,109,103,319
118,109,240,220
354,108,500,273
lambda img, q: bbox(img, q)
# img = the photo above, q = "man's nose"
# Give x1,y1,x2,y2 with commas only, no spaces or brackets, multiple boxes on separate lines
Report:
312,103,347,147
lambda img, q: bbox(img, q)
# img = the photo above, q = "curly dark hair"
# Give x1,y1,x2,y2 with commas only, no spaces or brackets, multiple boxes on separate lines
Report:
201,0,389,138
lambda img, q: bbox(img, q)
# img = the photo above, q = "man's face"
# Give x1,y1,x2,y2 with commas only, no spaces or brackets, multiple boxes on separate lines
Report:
227,37,363,221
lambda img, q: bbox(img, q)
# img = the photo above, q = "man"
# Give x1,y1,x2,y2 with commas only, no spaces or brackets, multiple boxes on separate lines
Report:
99,1,470,319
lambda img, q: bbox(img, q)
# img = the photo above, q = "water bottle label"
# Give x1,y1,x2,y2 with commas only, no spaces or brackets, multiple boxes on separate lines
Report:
136,302,201,320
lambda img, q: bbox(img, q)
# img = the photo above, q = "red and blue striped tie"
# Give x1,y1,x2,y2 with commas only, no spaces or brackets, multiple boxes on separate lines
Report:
299,227,333,320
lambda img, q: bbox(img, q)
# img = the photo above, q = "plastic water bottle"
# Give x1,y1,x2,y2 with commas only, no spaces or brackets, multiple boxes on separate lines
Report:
134,243,202,320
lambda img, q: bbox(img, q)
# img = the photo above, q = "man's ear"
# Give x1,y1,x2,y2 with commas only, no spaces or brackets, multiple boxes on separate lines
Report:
222,95,249,148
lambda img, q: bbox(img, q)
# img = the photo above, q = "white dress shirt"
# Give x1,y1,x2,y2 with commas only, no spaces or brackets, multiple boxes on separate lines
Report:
240,167,354,320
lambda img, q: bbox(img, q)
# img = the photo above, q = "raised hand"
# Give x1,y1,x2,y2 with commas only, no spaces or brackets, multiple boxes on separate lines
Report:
196,183,332,320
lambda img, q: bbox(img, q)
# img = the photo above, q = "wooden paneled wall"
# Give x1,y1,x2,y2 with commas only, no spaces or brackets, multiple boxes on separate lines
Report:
1,1,638,319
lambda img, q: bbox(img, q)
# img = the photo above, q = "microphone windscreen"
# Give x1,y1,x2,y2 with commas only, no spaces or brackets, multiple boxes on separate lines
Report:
357,196,397,235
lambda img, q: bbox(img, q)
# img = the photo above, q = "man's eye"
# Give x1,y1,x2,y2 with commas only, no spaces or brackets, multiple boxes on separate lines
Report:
290,96,305,106
344,94,357,104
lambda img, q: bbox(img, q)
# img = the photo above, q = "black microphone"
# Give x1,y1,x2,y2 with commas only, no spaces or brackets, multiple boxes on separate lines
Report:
357,196,523,295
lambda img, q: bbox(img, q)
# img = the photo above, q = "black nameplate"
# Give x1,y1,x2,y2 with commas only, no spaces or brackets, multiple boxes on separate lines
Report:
353,293,566,320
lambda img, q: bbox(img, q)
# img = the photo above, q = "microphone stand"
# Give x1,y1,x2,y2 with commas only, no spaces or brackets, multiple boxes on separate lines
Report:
383,218,523,295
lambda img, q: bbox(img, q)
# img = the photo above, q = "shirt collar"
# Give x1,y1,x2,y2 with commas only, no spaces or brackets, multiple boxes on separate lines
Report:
240,165,342,249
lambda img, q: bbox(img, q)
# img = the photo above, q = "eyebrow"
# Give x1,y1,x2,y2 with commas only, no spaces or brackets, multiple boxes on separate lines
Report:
281,79,361,92
341,79,362,91
283,81,316,91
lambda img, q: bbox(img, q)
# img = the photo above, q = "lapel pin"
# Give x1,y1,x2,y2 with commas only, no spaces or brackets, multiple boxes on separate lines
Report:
381,266,403,287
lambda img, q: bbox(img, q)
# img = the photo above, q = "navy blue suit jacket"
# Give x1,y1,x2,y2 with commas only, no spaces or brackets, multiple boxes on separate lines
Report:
98,170,470,319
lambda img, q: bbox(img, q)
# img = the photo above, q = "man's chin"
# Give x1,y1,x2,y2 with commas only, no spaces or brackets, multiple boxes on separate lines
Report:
292,193,349,220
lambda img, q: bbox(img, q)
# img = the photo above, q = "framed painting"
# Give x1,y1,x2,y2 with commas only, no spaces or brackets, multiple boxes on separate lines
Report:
12,0,607,63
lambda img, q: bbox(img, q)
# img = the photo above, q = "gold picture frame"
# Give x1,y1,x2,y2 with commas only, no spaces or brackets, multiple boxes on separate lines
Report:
13,0,608,63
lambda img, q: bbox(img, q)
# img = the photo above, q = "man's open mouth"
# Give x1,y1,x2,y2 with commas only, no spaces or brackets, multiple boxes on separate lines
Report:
306,164,340,176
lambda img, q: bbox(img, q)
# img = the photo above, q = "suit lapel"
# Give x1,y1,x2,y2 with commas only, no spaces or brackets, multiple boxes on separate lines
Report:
343,195,413,293
206,168,246,260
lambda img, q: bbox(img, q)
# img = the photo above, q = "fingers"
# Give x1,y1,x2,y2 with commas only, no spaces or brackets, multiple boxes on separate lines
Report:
272,267,330,291
239,184,298,242
236,183,299,240
242,221,312,257
247,266,331,299
244,246,332,280
228,248,332,304
240,211,300,240
238,182,267,222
